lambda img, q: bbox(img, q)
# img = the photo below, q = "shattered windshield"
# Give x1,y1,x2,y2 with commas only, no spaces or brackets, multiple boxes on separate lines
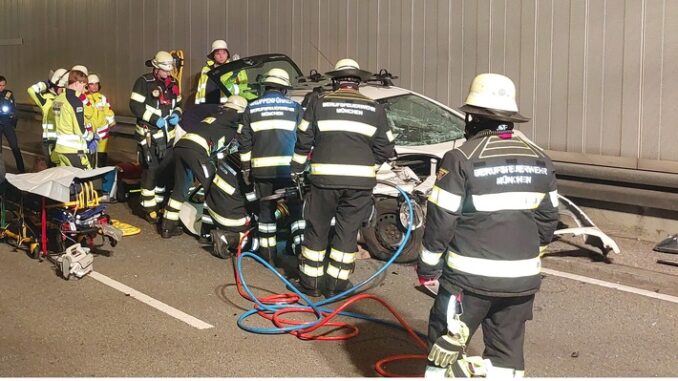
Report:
379,94,464,146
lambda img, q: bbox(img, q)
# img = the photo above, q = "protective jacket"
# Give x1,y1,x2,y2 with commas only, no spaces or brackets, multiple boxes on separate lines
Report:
195,60,254,104
52,89,93,154
129,73,183,147
238,90,302,179
176,106,240,156
27,81,57,141
291,88,395,189
420,130,559,297
87,92,116,141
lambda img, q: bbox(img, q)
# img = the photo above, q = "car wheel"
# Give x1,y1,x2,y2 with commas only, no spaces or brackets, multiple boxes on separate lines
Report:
360,198,422,263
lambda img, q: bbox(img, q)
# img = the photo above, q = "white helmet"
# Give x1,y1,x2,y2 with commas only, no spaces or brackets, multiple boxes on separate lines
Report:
87,74,100,84
151,51,175,71
459,73,528,123
261,68,291,88
326,58,372,81
50,68,68,87
208,39,229,59
71,65,89,76
223,95,248,113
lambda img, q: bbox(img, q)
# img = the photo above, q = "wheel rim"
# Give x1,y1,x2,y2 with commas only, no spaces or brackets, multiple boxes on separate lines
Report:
375,213,403,250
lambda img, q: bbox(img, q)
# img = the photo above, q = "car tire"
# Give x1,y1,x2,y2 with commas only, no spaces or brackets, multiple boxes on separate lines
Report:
360,198,422,263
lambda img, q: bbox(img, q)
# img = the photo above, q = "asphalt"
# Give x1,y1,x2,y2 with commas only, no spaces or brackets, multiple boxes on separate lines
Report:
1,117,677,377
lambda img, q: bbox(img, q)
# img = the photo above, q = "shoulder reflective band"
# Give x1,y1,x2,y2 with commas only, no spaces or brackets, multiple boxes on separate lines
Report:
240,151,252,162
329,248,356,264
182,133,210,154
250,120,296,132
386,130,395,142
213,175,236,195
326,264,351,280
297,119,310,132
317,120,377,137
311,163,376,178
420,246,444,266
302,247,326,262
549,190,559,207
130,92,146,103
472,192,545,212
428,185,462,213
252,156,292,168
446,252,542,278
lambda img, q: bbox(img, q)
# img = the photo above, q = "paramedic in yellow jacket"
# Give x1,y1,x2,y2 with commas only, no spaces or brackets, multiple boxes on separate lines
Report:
27,68,68,162
195,39,255,104
52,69,96,169
87,73,117,199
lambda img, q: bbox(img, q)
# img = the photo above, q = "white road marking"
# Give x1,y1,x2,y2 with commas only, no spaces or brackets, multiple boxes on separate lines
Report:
89,271,214,330
542,268,678,304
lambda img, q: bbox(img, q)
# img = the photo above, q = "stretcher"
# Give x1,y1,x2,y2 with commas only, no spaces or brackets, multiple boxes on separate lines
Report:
0,166,123,279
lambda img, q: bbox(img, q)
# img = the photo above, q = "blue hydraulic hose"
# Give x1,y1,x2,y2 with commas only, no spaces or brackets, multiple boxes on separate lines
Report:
236,183,420,337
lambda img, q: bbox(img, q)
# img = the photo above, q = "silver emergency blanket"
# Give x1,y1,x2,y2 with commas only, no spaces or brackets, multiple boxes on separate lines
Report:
5,166,116,203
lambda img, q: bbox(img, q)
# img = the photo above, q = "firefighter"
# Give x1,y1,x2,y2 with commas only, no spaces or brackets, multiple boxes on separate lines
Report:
418,73,559,377
87,73,117,201
129,51,183,224
161,95,248,239
51,69,95,169
27,68,69,163
290,58,396,297
238,68,303,265
0,76,25,173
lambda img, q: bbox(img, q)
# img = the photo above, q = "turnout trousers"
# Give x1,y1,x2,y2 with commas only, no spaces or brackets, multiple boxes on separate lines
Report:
298,185,372,293
0,122,25,173
428,286,535,373
139,142,174,215
254,178,302,265
163,145,215,226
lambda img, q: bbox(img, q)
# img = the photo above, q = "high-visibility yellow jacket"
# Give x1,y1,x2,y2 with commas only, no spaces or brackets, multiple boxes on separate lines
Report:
52,89,94,154
26,81,58,142
87,92,115,140
195,59,256,104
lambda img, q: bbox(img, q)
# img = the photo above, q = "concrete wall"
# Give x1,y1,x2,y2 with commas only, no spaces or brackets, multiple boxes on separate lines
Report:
1,0,676,172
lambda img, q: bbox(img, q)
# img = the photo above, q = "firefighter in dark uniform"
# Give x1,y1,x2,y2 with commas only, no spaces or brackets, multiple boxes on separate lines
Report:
129,51,183,224
161,95,248,240
291,59,396,298
238,68,303,265
418,73,559,377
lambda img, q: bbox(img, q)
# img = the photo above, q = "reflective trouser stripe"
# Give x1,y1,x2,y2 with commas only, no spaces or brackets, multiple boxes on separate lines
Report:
258,223,277,233
213,175,236,195
292,153,307,164
310,163,376,177
301,247,325,262
164,210,180,221
291,220,306,233
167,198,183,210
259,237,277,248
317,120,376,136
208,209,248,228
326,264,351,280
182,133,210,154
446,252,542,278
420,246,444,266
428,185,462,213
300,264,324,277
240,151,251,162
251,156,292,168
329,248,356,264
472,192,545,212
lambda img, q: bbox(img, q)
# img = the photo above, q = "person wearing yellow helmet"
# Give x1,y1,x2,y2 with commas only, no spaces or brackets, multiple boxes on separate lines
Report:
129,50,183,223
420,73,558,378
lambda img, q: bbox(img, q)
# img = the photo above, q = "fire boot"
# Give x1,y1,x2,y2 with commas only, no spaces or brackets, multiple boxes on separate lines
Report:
289,275,324,298
211,229,240,259
160,219,183,238
323,279,354,299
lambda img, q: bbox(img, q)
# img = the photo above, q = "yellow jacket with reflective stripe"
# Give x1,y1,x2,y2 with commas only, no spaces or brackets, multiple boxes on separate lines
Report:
87,92,115,139
195,60,256,104
52,89,93,154
26,81,58,141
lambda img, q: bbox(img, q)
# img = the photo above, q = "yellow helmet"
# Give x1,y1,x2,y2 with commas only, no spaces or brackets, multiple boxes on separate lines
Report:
223,95,248,113
151,51,175,71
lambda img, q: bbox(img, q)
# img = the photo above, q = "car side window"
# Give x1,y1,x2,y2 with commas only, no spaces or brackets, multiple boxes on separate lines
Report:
380,94,464,146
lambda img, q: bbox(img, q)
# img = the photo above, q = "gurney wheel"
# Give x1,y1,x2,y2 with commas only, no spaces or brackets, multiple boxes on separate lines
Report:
109,237,118,247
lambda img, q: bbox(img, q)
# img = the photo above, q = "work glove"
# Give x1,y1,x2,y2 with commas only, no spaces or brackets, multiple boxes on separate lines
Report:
242,169,252,187
168,112,180,126
156,117,167,129
87,139,98,154
427,331,467,369
155,139,167,160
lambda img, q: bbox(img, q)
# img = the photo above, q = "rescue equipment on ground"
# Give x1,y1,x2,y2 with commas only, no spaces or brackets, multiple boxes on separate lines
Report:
654,234,678,254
